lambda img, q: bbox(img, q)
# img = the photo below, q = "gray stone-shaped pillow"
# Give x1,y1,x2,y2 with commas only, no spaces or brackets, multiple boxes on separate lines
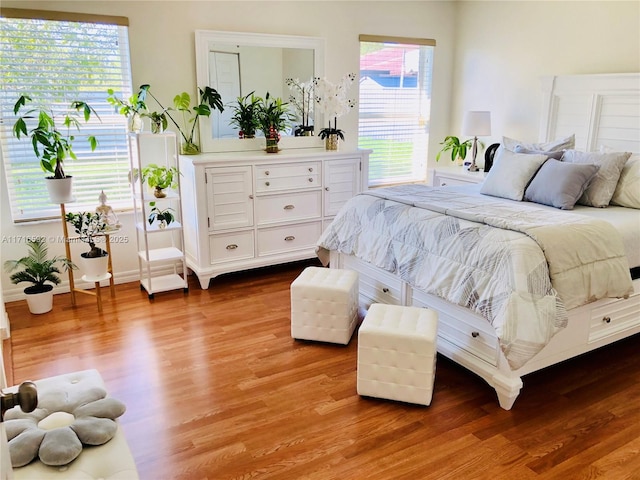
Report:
480,149,548,201
5,387,126,467
524,159,600,209
561,149,631,207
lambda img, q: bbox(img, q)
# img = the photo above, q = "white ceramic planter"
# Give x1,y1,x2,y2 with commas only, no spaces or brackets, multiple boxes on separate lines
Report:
80,252,109,280
24,286,54,314
46,177,74,204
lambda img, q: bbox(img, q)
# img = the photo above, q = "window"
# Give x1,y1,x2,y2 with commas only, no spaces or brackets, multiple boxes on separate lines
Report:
0,9,134,222
358,35,435,186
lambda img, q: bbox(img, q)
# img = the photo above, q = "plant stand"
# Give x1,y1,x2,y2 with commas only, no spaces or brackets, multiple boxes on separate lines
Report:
60,203,116,313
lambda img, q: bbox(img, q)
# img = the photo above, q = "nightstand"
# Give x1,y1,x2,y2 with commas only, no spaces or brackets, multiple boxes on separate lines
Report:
431,166,486,186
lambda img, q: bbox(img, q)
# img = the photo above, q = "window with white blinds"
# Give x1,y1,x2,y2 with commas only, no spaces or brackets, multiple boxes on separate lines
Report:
358,35,435,187
0,10,134,222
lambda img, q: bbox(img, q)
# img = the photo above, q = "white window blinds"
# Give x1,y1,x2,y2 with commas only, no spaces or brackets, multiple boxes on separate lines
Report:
358,35,435,187
0,10,134,222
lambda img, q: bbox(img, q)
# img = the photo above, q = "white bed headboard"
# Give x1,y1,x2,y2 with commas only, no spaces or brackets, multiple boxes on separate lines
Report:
540,73,640,154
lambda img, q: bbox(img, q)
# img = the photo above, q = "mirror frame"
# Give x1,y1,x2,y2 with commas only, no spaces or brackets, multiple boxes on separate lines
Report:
195,30,325,153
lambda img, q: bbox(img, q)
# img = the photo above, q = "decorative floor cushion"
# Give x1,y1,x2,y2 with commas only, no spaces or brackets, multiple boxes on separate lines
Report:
3,369,135,478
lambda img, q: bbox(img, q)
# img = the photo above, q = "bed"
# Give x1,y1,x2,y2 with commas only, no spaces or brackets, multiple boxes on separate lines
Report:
318,73,640,410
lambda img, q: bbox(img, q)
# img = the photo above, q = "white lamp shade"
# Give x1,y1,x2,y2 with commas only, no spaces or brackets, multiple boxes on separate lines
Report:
462,111,491,136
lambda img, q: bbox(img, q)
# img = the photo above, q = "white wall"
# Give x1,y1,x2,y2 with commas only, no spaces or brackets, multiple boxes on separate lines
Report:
0,1,457,301
444,0,640,168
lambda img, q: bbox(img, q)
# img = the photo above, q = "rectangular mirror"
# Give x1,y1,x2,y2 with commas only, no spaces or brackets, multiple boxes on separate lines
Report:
195,30,325,153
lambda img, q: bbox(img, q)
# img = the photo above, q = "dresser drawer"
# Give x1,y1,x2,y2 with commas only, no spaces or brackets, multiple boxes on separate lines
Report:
588,292,640,343
255,162,321,193
255,190,322,225
342,255,403,305
209,230,255,264
257,221,322,256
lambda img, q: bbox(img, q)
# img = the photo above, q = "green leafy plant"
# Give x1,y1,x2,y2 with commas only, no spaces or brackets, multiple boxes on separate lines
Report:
228,92,261,138
12,95,99,178
144,111,168,134
65,212,108,258
144,84,224,154
256,93,295,138
318,127,345,141
106,85,149,117
147,201,175,228
436,136,484,162
140,164,180,197
4,237,75,294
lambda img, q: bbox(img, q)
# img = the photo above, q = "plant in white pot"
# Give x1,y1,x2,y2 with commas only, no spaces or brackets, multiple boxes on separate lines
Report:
65,211,109,279
4,237,75,314
12,95,100,204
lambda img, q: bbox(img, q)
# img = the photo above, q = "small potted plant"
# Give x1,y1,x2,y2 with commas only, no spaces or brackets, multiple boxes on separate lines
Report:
140,164,180,198
107,85,149,133
4,237,75,314
144,110,168,134
12,95,100,204
436,136,484,166
257,93,295,153
147,202,175,229
65,211,109,279
285,78,314,136
228,91,261,139
144,84,224,154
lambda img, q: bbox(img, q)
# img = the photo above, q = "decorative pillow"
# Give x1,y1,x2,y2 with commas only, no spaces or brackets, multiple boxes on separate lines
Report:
610,154,640,209
480,149,548,201
561,149,632,207
514,145,564,160
524,159,600,209
503,134,575,153
4,387,126,467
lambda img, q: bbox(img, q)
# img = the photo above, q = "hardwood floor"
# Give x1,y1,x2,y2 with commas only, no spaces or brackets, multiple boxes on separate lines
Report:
5,260,640,479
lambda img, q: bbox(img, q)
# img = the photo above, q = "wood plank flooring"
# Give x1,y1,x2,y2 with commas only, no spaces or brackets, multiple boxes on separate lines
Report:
5,260,640,479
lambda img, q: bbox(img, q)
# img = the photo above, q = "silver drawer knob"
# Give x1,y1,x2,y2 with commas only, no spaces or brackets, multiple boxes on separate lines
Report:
382,287,389,293
265,170,270,175
284,204,295,210
471,331,480,338
308,167,313,172
284,235,295,241
603,316,611,324
308,178,313,183
226,244,238,250
265,181,270,186
325,187,329,191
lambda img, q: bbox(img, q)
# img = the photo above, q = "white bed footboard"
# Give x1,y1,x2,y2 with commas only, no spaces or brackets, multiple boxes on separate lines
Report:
331,250,640,410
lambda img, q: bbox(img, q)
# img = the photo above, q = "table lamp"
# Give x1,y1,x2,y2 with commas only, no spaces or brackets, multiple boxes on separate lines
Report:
462,111,491,172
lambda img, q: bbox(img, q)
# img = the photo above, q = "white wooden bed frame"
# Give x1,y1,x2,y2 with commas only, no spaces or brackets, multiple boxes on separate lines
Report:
331,72,640,410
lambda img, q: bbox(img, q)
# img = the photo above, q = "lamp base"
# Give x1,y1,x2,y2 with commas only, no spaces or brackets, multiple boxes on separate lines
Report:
468,163,480,172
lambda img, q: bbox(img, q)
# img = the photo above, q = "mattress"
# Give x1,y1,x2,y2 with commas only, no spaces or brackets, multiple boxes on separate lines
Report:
446,184,640,269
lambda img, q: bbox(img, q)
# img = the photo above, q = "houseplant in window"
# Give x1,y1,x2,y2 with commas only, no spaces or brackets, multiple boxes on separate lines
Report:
65,211,109,279
4,237,75,314
436,136,474,166
256,93,295,153
107,85,149,133
140,164,180,198
314,73,357,151
144,85,224,154
12,95,99,204
228,91,261,139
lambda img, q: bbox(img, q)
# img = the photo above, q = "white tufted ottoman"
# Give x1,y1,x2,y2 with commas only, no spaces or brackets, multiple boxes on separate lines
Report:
10,369,139,479
290,266,359,345
357,304,438,406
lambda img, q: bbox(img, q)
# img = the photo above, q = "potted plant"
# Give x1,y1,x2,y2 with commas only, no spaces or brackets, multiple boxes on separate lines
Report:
314,74,356,150
285,78,314,136
107,85,149,133
147,202,175,229
228,92,261,139
144,111,168,134
140,164,180,198
65,211,109,279
4,237,75,314
436,136,485,166
256,93,295,153
144,84,224,155
12,95,100,204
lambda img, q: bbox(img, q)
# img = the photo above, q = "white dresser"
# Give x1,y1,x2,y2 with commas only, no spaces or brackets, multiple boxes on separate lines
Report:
179,148,370,289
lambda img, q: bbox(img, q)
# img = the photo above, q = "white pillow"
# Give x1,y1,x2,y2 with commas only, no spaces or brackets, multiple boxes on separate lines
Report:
503,134,575,153
611,154,640,209
480,149,548,201
561,150,631,207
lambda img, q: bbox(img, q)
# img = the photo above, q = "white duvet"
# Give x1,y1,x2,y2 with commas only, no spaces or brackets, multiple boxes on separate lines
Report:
317,185,634,369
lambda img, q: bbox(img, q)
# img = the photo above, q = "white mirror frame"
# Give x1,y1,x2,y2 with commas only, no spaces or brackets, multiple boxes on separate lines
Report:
195,30,325,153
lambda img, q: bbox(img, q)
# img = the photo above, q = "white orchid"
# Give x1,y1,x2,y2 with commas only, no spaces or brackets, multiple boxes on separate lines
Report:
285,77,314,129
314,73,357,140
